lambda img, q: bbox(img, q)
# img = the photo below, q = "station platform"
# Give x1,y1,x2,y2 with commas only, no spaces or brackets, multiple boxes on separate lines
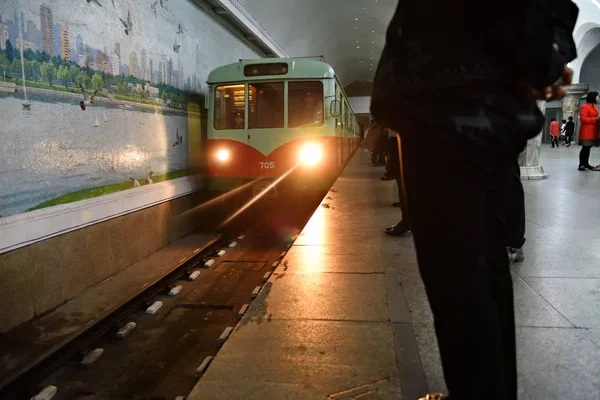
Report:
188,147,600,400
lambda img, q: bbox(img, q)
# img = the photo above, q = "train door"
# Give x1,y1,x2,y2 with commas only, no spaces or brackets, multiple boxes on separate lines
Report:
335,83,343,169
344,100,350,161
246,81,285,178
212,84,250,180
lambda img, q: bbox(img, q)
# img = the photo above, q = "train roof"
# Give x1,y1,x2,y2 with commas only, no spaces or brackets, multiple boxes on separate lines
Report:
207,58,336,84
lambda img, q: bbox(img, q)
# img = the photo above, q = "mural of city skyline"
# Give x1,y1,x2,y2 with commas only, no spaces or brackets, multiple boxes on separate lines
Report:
0,0,207,92
0,0,259,218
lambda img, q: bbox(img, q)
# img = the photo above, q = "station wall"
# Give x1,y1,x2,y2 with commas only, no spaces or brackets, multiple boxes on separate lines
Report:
0,0,259,332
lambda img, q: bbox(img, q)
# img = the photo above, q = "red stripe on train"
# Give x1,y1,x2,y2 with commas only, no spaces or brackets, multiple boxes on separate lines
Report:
207,137,342,178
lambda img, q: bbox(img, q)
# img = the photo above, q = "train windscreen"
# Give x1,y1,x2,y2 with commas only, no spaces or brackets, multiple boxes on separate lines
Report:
248,82,284,129
214,85,245,130
288,81,324,128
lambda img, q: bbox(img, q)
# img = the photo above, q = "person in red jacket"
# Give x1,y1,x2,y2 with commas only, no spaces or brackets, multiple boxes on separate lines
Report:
549,118,560,147
578,91,600,171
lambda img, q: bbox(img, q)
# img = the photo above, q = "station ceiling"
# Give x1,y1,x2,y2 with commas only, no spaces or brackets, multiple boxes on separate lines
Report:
235,0,397,85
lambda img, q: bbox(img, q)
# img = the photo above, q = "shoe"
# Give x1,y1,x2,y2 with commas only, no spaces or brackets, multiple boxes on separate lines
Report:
419,394,449,400
579,166,586,171
514,247,525,262
507,247,525,263
385,223,411,236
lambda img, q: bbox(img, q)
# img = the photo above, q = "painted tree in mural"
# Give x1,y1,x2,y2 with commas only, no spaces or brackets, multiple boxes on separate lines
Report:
10,58,19,76
57,65,70,88
69,65,79,86
92,73,103,92
25,60,39,79
40,61,56,86
76,71,92,89
5,40,13,63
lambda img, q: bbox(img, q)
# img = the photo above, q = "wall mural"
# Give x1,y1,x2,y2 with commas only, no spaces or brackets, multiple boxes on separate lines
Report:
0,0,257,217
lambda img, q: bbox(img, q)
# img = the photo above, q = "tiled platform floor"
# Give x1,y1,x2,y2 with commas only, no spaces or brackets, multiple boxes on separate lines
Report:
187,145,600,399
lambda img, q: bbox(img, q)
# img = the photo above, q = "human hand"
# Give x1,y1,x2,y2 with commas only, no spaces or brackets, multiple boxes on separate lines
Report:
523,66,573,101
523,44,573,101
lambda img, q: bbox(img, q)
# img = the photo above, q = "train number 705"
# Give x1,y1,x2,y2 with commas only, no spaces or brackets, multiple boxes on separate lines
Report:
260,162,275,169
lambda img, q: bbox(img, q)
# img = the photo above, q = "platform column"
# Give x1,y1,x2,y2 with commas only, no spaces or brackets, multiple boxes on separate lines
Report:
561,83,589,139
519,100,549,180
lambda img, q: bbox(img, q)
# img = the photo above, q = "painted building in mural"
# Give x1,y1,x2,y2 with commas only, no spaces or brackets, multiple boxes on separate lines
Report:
0,0,259,218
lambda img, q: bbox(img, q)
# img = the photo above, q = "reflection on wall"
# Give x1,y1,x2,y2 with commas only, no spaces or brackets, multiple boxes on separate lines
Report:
0,0,258,217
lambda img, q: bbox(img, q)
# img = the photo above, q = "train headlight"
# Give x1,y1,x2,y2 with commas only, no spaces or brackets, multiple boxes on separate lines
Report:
299,143,323,166
217,149,230,161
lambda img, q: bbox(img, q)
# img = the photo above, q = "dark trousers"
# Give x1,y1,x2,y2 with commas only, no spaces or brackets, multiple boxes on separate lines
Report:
551,136,559,147
580,145,592,168
401,132,517,400
506,162,526,249
565,133,573,146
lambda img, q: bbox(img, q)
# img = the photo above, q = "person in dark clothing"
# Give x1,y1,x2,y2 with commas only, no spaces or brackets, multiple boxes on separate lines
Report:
385,131,412,236
506,158,526,263
373,129,387,166
565,116,575,146
370,1,578,399
381,129,396,180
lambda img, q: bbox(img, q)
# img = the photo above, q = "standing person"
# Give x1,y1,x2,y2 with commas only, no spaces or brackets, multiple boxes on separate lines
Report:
578,92,600,171
370,1,578,399
565,116,575,146
381,128,396,181
549,117,560,148
560,119,567,145
385,132,412,236
506,157,526,263
365,120,386,166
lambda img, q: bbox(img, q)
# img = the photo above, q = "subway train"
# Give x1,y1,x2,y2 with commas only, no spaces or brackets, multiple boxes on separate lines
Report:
205,58,361,197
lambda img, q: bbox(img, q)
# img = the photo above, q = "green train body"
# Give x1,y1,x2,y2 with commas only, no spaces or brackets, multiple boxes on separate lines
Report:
205,58,361,193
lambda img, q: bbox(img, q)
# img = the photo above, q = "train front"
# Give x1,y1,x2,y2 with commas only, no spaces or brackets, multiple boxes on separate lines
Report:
206,61,340,197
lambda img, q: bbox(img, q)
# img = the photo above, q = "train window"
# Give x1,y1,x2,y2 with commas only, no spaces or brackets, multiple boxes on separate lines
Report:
214,85,246,130
248,82,284,129
288,81,324,128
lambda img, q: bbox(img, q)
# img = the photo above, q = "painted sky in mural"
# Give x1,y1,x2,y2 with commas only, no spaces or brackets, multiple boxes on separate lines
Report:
0,0,213,92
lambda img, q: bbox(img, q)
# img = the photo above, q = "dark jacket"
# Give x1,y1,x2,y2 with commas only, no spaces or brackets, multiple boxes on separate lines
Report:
565,120,575,135
371,0,579,144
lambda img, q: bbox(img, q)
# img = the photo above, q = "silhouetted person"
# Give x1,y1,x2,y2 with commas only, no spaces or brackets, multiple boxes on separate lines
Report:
234,112,244,129
506,159,526,263
565,116,575,146
371,1,578,399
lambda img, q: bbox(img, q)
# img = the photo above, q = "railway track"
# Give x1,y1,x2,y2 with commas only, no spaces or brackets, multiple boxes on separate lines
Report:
3,183,328,400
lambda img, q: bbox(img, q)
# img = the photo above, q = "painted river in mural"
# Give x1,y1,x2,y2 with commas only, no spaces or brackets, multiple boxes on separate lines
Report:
0,92,193,216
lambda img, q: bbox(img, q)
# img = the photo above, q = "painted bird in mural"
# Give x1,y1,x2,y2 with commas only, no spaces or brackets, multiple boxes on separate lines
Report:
86,0,103,6
151,1,158,17
79,83,99,110
177,23,184,34
173,42,181,53
172,128,183,147
146,171,154,184
130,177,141,187
160,0,168,8
120,10,133,35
